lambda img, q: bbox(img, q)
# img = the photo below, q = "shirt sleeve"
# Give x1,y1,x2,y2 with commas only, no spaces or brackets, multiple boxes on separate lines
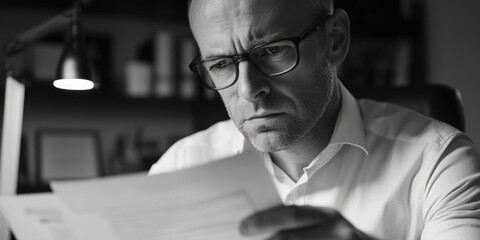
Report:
147,120,244,176
147,139,184,175
421,133,480,240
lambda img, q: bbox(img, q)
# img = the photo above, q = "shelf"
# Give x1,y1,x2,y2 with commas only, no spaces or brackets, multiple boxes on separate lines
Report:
24,87,200,109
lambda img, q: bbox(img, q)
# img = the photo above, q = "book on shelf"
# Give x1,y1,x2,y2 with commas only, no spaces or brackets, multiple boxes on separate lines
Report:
136,30,199,99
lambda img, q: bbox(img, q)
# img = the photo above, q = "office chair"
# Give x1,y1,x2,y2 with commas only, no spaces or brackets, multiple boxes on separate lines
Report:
195,84,465,132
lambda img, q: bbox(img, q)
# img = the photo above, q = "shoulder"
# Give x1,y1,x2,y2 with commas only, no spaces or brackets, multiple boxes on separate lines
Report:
356,99,480,235
357,98,471,176
357,97,479,184
172,119,242,152
148,120,244,174
358,98,462,147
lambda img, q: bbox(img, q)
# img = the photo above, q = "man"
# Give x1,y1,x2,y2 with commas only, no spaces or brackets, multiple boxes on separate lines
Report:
149,0,480,239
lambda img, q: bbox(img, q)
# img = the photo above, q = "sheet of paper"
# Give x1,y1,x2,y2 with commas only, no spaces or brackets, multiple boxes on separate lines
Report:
0,193,117,240
51,150,282,240
0,193,73,240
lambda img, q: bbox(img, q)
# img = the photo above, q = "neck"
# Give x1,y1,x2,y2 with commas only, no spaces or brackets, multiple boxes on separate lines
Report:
270,84,341,182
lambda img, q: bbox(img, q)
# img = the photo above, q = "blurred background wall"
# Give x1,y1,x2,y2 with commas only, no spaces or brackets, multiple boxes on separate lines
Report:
426,0,480,148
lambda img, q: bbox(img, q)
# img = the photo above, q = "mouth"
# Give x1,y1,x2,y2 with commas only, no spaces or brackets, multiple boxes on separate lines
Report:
246,112,284,121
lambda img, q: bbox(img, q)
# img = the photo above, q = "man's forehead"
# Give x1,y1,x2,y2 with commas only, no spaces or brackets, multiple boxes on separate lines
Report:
190,0,281,25
190,0,281,14
189,0,313,57
189,0,312,24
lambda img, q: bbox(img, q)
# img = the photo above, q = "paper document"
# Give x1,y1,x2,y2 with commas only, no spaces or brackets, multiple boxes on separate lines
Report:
44,150,281,240
0,193,115,240
0,193,73,240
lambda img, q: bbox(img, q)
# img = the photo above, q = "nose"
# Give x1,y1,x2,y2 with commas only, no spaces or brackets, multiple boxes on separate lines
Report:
237,61,271,101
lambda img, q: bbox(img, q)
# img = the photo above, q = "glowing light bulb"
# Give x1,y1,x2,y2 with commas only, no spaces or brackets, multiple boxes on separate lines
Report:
53,79,94,90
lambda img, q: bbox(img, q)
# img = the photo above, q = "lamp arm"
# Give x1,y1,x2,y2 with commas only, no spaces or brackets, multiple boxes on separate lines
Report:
6,8,75,57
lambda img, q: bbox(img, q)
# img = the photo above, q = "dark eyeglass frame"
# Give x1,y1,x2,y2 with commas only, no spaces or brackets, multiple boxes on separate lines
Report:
189,10,334,90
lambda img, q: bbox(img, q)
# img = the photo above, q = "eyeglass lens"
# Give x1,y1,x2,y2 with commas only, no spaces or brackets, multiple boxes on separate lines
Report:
197,40,298,89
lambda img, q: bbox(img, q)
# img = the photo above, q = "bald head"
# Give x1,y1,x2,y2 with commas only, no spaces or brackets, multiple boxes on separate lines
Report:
188,0,327,57
187,0,333,18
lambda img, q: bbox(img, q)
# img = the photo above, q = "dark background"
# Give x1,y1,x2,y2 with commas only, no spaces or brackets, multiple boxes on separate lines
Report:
1,0,479,191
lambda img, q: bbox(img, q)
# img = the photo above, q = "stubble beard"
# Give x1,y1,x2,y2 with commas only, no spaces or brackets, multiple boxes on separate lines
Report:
227,58,336,153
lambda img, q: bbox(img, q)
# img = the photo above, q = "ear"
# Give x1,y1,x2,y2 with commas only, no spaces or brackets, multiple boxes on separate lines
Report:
326,9,350,66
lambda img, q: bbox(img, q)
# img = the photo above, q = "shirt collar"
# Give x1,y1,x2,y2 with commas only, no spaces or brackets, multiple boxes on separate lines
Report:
330,81,369,155
239,80,369,156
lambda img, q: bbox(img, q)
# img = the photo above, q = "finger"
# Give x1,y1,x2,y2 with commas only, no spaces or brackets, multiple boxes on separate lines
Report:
266,220,357,240
266,225,333,240
239,205,333,236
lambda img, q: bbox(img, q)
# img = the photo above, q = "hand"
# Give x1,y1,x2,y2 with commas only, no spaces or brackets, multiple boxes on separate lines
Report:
239,205,373,240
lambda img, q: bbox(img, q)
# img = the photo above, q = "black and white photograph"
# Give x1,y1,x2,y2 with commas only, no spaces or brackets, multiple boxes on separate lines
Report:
0,0,479,239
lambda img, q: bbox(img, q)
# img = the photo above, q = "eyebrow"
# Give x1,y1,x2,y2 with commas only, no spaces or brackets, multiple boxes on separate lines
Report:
200,32,292,60
258,32,291,43
201,51,229,60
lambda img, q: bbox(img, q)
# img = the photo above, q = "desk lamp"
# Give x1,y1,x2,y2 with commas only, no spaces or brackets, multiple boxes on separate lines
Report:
0,2,93,239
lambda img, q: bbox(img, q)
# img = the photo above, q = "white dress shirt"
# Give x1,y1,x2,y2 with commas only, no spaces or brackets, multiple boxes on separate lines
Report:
149,83,480,240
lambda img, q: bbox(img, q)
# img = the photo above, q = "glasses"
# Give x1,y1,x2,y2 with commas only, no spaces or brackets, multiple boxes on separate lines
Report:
189,11,333,91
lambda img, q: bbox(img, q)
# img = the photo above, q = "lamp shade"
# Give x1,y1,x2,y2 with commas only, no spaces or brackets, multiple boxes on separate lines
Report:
54,20,95,90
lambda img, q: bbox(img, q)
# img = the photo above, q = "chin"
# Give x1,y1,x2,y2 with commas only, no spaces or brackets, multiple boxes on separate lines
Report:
246,129,299,153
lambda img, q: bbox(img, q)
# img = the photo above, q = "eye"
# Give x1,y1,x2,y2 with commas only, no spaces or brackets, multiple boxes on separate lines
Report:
254,44,292,59
264,46,285,55
208,59,231,71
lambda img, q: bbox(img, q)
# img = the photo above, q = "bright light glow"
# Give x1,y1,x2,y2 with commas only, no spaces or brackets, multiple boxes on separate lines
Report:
53,79,94,90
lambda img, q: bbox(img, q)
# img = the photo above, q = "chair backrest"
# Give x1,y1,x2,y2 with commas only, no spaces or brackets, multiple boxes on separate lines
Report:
350,84,466,131
195,84,466,132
